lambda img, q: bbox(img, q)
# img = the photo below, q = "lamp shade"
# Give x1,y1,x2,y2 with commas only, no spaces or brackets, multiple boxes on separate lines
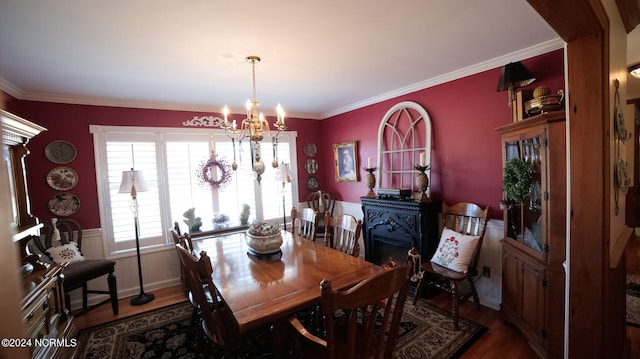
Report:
118,169,149,196
274,163,292,183
496,61,536,91
630,63,640,79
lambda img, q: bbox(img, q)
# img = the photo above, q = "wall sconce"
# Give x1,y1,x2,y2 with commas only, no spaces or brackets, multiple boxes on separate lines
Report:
629,63,640,79
496,61,536,107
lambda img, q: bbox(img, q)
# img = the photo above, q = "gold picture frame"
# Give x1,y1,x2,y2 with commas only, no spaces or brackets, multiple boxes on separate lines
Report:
333,141,359,182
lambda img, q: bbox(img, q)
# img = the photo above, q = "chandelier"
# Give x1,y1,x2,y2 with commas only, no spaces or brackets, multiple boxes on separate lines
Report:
220,56,286,183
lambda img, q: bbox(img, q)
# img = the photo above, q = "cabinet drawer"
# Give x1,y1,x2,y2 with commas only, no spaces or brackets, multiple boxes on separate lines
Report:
22,291,50,338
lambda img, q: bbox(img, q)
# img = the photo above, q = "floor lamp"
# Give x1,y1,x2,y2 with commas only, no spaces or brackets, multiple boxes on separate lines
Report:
119,168,155,306
275,163,292,230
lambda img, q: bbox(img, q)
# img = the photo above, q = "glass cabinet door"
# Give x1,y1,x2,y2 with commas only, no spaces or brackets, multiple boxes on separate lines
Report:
503,129,546,259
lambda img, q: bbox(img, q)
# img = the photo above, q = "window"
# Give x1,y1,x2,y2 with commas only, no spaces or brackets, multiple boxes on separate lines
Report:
91,125,298,257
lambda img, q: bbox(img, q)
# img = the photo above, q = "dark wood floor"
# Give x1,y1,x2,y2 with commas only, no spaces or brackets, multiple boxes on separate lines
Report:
75,240,640,358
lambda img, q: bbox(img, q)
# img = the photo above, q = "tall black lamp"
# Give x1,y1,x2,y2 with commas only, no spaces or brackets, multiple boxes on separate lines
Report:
119,168,155,306
496,61,536,106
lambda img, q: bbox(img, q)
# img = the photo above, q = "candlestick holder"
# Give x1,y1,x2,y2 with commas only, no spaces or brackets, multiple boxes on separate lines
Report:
414,165,430,202
363,167,377,198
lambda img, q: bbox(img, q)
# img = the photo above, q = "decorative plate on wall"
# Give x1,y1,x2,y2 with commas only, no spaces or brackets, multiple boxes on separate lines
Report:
305,158,318,174
46,167,78,191
47,193,81,216
306,176,319,191
303,142,317,157
45,140,77,164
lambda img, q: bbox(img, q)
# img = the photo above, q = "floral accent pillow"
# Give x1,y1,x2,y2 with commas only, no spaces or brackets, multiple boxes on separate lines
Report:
430,227,480,273
47,242,85,265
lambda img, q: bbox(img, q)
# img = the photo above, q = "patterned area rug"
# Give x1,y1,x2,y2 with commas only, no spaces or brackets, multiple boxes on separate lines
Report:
627,271,640,328
75,300,486,359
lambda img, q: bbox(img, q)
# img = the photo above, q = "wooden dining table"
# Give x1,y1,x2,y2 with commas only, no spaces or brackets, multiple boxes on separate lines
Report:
191,229,385,335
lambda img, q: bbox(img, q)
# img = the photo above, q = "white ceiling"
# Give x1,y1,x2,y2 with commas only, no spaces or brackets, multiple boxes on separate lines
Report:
0,0,638,120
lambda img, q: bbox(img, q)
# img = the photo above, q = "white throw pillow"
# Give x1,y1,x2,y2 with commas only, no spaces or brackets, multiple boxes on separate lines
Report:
430,227,480,273
47,242,85,264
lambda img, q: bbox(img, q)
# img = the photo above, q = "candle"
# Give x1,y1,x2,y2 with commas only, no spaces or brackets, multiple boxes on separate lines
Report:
368,157,372,168
223,105,229,125
232,120,237,131
276,103,285,125
318,190,324,212
420,152,426,167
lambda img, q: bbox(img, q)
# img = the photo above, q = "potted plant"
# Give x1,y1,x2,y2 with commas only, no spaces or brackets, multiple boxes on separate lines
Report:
240,204,251,225
246,222,283,254
501,158,532,208
182,208,202,233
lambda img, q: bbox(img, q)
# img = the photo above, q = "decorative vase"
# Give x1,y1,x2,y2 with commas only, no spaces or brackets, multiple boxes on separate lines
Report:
245,232,283,255
414,165,430,202
364,167,377,198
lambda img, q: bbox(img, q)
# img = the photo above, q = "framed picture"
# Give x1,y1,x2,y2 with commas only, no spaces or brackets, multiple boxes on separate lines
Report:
333,141,359,182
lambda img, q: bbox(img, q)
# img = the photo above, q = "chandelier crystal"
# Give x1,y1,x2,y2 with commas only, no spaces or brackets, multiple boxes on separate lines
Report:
220,56,286,183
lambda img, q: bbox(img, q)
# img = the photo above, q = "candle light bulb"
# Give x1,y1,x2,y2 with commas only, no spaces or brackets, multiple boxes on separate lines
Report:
223,105,229,124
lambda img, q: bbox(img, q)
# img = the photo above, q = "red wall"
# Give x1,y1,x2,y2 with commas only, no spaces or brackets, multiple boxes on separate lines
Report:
4,101,319,229
313,50,565,218
5,49,564,227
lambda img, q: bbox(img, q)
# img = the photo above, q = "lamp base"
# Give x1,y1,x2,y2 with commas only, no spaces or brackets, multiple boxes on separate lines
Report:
130,291,155,306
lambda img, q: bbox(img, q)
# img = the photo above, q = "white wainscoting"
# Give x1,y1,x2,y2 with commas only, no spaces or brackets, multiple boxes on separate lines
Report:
65,228,182,310
76,200,504,312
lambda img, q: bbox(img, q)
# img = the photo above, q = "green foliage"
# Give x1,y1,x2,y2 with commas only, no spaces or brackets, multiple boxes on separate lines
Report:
503,158,532,202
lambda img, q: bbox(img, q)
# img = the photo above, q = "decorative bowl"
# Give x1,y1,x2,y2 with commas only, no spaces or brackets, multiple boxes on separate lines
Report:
245,232,283,254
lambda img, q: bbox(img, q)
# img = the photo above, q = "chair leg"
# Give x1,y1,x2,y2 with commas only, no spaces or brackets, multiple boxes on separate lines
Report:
64,292,71,312
450,280,459,331
412,271,425,305
468,276,481,309
82,283,88,311
107,272,119,315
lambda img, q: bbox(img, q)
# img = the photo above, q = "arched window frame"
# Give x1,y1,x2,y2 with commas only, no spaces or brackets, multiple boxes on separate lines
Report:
376,101,432,197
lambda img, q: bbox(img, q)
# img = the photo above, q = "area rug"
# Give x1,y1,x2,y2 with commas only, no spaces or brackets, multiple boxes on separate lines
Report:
75,300,486,359
627,271,640,328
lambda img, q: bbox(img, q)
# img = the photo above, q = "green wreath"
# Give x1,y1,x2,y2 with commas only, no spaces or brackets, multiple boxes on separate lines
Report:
503,158,531,202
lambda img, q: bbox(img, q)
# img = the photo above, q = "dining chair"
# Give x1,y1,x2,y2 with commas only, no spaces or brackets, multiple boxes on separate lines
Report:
323,213,361,257
412,202,490,330
308,190,336,242
287,264,410,359
291,207,319,241
34,219,119,315
175,244,270,357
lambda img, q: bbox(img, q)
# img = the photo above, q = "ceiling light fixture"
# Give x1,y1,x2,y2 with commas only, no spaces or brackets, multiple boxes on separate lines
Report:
629,63,640,79
220,56,286,183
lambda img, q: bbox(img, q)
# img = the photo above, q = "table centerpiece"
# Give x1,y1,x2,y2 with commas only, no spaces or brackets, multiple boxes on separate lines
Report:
246,222,283,256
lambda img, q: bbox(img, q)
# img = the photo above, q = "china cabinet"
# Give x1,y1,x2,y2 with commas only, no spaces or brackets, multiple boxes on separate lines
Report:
496,111,566,358
3,111,76,357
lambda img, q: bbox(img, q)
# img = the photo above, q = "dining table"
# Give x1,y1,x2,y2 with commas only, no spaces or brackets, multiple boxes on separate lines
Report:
190,229,385,337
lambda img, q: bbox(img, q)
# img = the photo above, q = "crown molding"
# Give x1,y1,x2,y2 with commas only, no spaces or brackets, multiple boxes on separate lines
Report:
2,38,563,121
321,38,565,119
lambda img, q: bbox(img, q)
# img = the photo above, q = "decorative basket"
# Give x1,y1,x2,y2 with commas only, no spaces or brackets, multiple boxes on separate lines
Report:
524,90,564,116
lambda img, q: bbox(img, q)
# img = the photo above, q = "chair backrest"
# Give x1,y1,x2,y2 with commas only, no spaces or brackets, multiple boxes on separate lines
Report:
320,265,409,359
324,213,361,257
441,202,490,275
174,244,237,346
36,218,83,252
291,207,319,241
307,190,336,217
